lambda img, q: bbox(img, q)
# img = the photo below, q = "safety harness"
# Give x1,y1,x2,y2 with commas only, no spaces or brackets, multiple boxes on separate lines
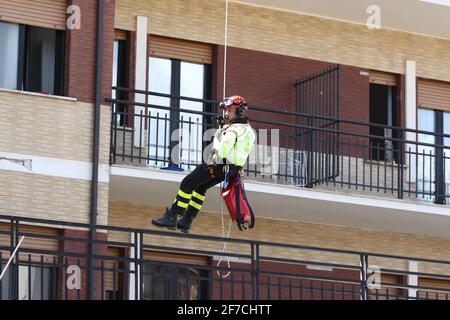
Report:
221,170,255,231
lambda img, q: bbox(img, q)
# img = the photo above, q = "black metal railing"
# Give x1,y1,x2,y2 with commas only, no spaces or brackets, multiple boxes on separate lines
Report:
109,87,450,205
1,214,450,300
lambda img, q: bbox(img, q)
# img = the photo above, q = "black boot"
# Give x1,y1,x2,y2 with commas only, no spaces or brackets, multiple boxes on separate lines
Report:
177,207,198,233
151,207,178,230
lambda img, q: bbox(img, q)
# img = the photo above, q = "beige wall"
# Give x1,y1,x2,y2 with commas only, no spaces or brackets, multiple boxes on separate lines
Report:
0,89,112,224
0,170,109,225
0,90,111,164
115,0,450,82
109,201,450,275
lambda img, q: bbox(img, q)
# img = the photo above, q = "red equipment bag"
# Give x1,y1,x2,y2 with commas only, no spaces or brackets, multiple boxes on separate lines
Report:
221,175,255,231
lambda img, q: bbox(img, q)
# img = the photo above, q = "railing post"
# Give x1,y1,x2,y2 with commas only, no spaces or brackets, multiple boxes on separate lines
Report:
398,140,404,199
434,112,445,205
251,243,259,300
139,231,144,300
307,127,314,187
360,254,368,300
110,97,116,165
13,218,19,300
7,217,14,300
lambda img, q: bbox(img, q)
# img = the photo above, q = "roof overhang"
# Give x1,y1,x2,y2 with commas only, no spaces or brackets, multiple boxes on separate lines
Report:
233,0,450,40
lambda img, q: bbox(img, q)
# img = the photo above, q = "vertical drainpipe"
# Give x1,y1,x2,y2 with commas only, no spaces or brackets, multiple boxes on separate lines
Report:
89,0,104,300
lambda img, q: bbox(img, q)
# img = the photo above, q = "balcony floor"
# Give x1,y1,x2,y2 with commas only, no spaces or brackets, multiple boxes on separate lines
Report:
109,164,450,239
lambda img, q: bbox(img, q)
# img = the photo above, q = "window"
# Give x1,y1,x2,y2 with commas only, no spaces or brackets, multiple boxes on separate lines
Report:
0,21,19,90
418,108,450,204
148,57,172,166
1,262,12,300
147,57,212,168
112,39,127,126
418,109,435,202
142,263,207,300
18,265,56,300
1,264,56,300
0,21,64,95
369,83,397,162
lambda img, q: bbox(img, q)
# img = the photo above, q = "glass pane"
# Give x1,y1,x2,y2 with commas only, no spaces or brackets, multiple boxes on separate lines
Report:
142,264,166,300
417,108,435,202
148,57,171,167
112,40,119,99
176,267,199,300
18,265,54,300
26,26,56,95
0,21,19,90
0,265,11,300
112,40,122,126
179,61,204,169
444,112,450,203
142,263,201,300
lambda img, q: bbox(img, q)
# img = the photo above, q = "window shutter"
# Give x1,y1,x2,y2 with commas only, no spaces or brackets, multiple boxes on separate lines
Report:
149,35,212,64
114,29,127,41
418,278,450,300
0,0,67,30
418,78,450,112
370,70,397,86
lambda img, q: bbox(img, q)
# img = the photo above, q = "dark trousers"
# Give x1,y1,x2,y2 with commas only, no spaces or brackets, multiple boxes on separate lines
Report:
171,163,226,215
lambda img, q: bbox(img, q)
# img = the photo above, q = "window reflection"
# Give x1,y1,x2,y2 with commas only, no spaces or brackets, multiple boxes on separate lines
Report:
142,263,204,300
418,108,435,202
147,58,207,169
179,61,204,169
148,57,172,166
0,21,19,90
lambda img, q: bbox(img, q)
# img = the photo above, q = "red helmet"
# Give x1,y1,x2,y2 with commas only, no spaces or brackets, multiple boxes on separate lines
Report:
219,95,248,116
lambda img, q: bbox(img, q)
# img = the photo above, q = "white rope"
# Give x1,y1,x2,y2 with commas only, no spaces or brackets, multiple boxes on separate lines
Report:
222,0,229,99
0,236,25,281
216,0,233,279
216,180,233,278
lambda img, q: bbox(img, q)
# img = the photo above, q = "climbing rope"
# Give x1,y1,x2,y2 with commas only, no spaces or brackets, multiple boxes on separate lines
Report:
222,0,229,100
216,180,233,278
216,0,233,279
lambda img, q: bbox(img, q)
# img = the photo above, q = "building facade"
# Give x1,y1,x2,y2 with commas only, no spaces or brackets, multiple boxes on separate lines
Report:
0,0,450,300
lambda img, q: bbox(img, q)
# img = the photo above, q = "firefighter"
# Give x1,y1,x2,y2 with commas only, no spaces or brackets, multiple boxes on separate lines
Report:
151,95,256,233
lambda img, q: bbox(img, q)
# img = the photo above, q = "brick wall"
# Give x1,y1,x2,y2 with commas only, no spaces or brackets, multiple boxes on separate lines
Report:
0,170,109,225
0,90,111,164
58,229,108,300
213,46,372,154
65,0,115,104
210,260,361,300
214,45,370,127
108,201,450,276
114,0,450,83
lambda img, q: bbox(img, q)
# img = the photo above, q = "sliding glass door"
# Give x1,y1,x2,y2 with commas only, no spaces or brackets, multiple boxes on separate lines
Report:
148,57,172,167
179,61,204,169
0,21,19,90
147,57,210,169
417,109,435,202
418,108,450,204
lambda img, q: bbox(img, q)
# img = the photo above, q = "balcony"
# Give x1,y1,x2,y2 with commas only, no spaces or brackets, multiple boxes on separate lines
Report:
1,214,450,300
108,87,450,206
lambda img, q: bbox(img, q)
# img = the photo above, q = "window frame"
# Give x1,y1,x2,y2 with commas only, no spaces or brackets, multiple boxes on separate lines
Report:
147,56,212,167
0,22,65,96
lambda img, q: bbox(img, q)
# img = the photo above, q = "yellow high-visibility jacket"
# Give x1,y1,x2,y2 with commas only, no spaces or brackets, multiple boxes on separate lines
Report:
212,120,255,167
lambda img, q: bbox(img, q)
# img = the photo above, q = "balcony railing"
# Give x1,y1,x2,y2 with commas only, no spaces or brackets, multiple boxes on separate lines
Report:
1,214,450,300
109,87,450,205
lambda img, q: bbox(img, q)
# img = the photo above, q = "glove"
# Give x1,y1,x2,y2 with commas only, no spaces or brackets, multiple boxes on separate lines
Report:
215,115,225,127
